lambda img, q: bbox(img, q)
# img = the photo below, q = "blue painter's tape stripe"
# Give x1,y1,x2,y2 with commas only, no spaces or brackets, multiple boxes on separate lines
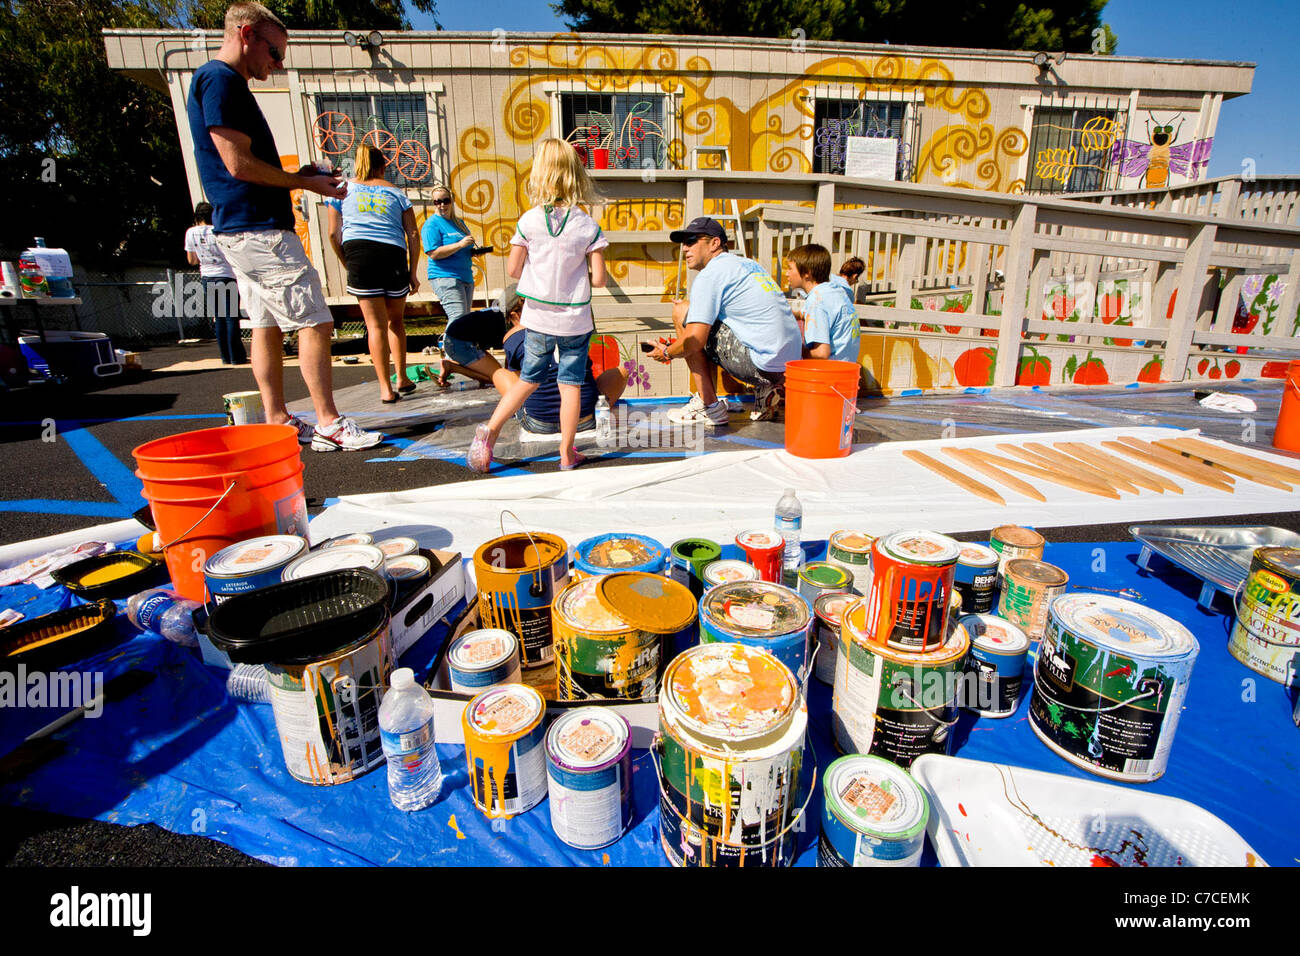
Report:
900,388,923,396
367,455,422,462
853,410,1025,433
61,427,143,507
714,434,783,449
1125,382,1140,388
964,387,991,395
0,500,132,518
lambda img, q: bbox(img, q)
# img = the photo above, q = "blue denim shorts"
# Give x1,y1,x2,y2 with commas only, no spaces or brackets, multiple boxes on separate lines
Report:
431,276,473,323
520,330,590,386
440,333,485,366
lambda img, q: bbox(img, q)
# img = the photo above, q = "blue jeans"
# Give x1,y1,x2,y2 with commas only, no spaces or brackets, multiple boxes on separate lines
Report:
203,277,246,364
431,277,473,323
521,330,589,386
440,333,485,366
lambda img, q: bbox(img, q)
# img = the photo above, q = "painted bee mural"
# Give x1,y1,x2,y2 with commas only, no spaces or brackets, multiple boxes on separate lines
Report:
1111,112,1213,189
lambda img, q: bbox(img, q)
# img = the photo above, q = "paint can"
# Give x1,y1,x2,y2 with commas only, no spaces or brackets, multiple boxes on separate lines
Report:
953,543,1000,614
832,599,969,768
1229,546,1300,687
989,525,1045,582
702,559,761,590
668,538,721,599
545,707,633,850
385,554,431,605
735,530,785,584
207,569,393,785
462,683,549,818
656,643,807,867
203,534,309,605
573,532,667,578
447,628,522,695
282,543,388,584
863,530,961,652
812,591,856,685
818,754,929,867
1030,593,1198,782
798,562,853,605
317,532,374,549
959,613,1030,718
473,532,570,667
699,579,813,682
223,390,264,426
827,530,875,594
375,536,419,559
551,572,696,701
998,558,1069,641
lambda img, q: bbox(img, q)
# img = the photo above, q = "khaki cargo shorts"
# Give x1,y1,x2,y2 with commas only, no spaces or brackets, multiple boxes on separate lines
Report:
215,229,332,331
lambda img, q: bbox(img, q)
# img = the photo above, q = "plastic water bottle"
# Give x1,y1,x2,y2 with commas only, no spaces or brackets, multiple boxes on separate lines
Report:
775,487,803,578
379,668,443,811
226,663,271,702
595,394,612,442
126,587,200,647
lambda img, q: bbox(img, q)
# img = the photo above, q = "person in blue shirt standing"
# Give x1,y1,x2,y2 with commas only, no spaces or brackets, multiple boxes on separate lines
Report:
649,217,801,425
421,185,478,386
784,243,862,364
185,1,380,451
326,143,420,404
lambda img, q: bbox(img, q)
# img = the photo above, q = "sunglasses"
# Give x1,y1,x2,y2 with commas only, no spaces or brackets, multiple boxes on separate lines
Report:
681,235,707,247
432,198,453,205
252,29,283,64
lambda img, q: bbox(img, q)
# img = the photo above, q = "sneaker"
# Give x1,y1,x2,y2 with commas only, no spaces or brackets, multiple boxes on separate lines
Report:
311,415,384,452
749,382,782,422
286,415,314,445
467,424,495,473
667,394,729,426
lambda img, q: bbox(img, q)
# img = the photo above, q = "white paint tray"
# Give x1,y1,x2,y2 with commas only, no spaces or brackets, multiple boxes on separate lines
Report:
910,754,1267,867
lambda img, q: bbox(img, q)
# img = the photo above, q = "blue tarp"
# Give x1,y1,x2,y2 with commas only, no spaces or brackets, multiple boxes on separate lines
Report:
1,539,1296,866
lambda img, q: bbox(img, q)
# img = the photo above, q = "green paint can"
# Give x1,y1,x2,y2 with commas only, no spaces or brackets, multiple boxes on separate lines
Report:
669,538,721,599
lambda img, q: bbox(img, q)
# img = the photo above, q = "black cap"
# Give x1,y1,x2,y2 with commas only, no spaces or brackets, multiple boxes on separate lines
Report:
669,217,728,244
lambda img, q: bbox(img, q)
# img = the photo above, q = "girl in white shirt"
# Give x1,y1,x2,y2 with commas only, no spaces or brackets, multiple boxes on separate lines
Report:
468,138,608,472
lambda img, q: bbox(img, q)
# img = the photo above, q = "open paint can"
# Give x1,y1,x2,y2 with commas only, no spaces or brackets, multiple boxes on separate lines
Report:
668,538,721,599
819,754,929,867
1029,593,1199,782
473,532,570,667
699,579,813,682
959,612,1030,717
864,530,960,652
462,683,549,819
545,707,633,850
447,628,522,695
798,562,853,605
573,533,667,578
656,643,807,867
204,534,309,605
1229,546,1300,687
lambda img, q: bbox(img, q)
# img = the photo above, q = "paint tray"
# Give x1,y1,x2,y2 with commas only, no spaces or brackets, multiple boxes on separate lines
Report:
911,754,1266,868
0,599,120,673
52,550,168,601
1129,524,1300,610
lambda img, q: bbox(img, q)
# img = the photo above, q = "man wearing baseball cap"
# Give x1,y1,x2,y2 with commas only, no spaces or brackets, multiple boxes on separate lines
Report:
650,217,801,424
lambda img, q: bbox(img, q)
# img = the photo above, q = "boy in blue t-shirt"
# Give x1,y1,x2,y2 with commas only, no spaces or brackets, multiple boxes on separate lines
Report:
784,243,861,365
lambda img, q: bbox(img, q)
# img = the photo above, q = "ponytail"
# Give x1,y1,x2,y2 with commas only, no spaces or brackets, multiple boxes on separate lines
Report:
353,144,386,181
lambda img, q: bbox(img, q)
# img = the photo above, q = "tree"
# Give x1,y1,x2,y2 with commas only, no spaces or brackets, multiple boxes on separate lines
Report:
551,0,1117,54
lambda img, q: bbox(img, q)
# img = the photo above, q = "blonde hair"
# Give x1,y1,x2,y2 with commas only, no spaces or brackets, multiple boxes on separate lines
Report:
353,144,386,181
224,2,286,35
527,138,601,208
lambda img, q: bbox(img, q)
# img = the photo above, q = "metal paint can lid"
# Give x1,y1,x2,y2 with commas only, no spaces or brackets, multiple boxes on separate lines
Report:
828,530,874,559
465,683,545,738
1004,558,1068,587
1049,593,1198,661
376,536,419,558
596,571,696,634
283,544,387,581
205,535,308,578
991,525,1044,549
662,642,799,741
450,628,519,673
701,580,811,637
546,707,631,773
1257,546,1300,580
879,530,961,566
318,532,374,549
702,559,760,587
799,562,852,590
823,755,929,841
556,576,626,633
574,533,666,574
385,554,431,580
956,543,1000,569
960,613,1030,655
815,591,856,627
736,529,784,551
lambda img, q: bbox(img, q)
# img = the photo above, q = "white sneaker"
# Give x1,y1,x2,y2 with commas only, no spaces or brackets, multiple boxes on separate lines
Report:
311,415,384,452
286,416,314,445
749,382,782,422
667,394,729,426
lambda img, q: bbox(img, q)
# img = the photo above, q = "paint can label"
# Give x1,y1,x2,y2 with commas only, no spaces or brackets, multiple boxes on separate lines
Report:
998,560,1068,641
865,534,958,651
546,709,632,850
1229,548,1300,686
464,686,548,818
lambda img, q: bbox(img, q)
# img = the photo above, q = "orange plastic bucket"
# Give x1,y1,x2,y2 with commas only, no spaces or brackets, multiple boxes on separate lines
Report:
784,359,860,459
1274,360,1300,453
132,425,307,601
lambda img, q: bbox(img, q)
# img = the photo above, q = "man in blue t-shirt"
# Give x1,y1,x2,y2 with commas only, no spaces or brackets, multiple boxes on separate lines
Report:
648,217,801,425
185,1,379,452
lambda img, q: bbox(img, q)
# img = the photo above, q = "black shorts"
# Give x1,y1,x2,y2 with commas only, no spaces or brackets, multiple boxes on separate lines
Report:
342,239,410,298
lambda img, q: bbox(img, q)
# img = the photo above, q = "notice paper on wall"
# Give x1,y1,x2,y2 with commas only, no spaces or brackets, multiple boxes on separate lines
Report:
845,136,899,180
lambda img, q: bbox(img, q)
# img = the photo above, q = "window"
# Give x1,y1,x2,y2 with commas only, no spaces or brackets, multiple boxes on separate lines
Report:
559,92,670,170
1026,106,1126,194
314,93,433,188
813,99,911,180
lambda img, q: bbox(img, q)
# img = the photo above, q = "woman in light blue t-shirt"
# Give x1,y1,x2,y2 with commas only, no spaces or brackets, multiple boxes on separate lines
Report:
420,185,479,386
327,144,420,403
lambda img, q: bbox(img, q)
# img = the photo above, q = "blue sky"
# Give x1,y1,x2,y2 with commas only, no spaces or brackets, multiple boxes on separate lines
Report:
409,0,1296,180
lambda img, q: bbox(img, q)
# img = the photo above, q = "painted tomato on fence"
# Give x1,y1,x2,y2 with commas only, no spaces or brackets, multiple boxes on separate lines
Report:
1016,346,1051,386
1066,351,1109,385
954,346,997,387
1137,356,1163,383
1261,361,1291,379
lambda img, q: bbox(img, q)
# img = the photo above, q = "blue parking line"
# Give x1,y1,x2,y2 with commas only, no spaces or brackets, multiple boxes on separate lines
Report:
0,500,133,518
60,426,143,507
714,434,784,449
